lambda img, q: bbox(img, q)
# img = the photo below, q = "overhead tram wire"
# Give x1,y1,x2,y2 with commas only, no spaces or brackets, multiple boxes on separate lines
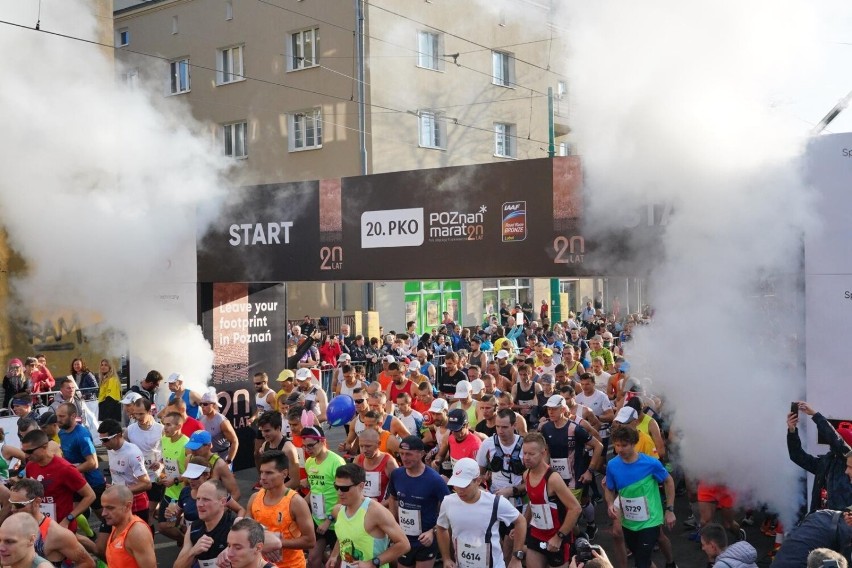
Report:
0,18,552,151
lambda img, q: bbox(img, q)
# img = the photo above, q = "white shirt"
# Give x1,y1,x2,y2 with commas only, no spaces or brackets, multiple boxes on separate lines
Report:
437,491,521,568
475,435,524,492
397,409,423,436
592,370,611,392
108,440,148,486
576,389,613,417
126,421,164,476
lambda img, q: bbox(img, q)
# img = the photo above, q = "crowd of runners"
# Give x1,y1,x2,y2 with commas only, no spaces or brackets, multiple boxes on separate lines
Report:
0,298,848,568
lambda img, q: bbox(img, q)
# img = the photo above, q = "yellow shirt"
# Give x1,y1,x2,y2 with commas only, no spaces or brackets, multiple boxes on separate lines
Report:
635,430,659,458
98,375,122,402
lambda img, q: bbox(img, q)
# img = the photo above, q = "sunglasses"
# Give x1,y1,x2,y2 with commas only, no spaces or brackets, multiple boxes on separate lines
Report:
334,484,355,493
253,382,265,386
9,498,35,509
303,442,319,450
353,399,365,404
23,443,47,455
99,433,119,443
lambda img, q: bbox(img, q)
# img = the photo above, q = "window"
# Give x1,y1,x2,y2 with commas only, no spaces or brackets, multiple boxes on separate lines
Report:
124,69,139,90
557,80,567,99
225,0,233,20
169,58,190,94
172,16,179,34
492,50,514,87
494,122,515,158
419,111,446,149
217,45,244,84
482,278,531,319
117,28,129,46
223,122,247,158
290,109,322,151
289,28,319,70
417,31,442,71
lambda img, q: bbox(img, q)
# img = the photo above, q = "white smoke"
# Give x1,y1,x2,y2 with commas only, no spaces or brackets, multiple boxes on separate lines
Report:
562,0,840,523
0,1,227,393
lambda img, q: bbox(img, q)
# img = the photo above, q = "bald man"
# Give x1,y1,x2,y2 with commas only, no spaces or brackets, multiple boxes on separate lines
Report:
100,485,156,568
0,513,52,568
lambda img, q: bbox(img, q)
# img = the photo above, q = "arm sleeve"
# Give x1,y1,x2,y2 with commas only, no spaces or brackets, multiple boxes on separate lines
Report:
813,413,852,456
787,429,821,474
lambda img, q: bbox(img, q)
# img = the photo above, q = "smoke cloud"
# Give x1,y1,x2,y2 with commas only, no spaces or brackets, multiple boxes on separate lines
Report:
562,0,838,522
0,1,228,394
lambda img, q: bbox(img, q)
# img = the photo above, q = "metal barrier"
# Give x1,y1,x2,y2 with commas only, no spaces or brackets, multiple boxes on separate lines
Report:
5,386,100,410
288,315,357,337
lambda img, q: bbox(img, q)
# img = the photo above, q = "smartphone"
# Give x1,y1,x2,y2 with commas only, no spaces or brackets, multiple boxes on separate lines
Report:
791,402,799,414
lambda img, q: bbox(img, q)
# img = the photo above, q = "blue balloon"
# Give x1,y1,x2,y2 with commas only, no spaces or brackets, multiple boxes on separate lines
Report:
326,395,356,427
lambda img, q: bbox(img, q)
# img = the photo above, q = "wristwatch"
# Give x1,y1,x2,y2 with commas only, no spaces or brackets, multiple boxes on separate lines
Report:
372,558,381,567
557,531,568,540
66,514,75,522
513,550,526,560
665,505,675,512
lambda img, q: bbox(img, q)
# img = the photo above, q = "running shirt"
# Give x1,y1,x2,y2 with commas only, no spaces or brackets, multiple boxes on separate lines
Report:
396,410,424,437
199,412,230,459
0,444,8,480
526,468,563,542
541,420,592,489
438,369,467,397
107,516,149,568
34,516,51,560
514,382,537,417
355,453,392,501
250,488,305,568
25,456,86,527
190,509,235,567
256,390,274,413
448,433,481,467
450,401,478,429
436,491,520,568
107,440,150,512
169,390,200,419
161,434,189,500
58,424,105,488
335,498,389,568
388,466,450,548
126,421,164,478
388,379,416,402
476,435,524,495
177,486,199,526
305,451,346,526
605,454,669,532
181,415,205,438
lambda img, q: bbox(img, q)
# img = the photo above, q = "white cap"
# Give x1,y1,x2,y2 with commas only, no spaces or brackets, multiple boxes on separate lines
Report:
453,380,471,399
200,391,221,407
167,373,183,384
182,462,210,479
337,354,351,362
384,355,395,363
496,349,510,360
428,398,449,413
408,361,420,373
295,368,313,381
447,457,480,487
614,407,638,424
470,378,485,395
544,394,567,408
120,392,143,405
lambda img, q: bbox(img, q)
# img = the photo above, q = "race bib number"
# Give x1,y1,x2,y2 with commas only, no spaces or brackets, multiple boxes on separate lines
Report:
39,502,56,519
198,559,217,568
363,471,381,498
456,539,489,568
550,458,571,481
398,507,422,536
310,493,326,519
441,460,453,471
164,458,180,480
530,503,554,530
620,496,650,522
297,447,306,467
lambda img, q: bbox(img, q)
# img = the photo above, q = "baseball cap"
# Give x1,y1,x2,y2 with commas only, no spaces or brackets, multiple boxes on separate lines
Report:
496,350,509,360
295,368,313,381
37,412,57,427
544,394,567,408
428,398,449,413
7,358,22,367
446,408,468,431
338,353,351,363
470,378,485,395
399,435,425,452
408,361,420,373
200,391,221,407
120,392,143,405
447,457,480,487
185,430,213,450
384,355,395,363
619,361,631,373
837,422,852,447
614,407,638,424
277,369,295,382
167,373,183,384
453,380,472,399
182,462,210,479
542,348,553,357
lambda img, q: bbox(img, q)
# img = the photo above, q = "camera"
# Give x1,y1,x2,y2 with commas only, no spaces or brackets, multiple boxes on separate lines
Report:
574,537,603,563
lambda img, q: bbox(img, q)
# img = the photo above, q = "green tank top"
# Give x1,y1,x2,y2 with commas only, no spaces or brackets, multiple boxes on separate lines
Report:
0,444,9,479
306,451,345,526
335,498,389,567
161,434,189,500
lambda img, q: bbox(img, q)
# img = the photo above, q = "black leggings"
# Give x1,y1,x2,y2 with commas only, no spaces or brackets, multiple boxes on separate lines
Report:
622,525,660,568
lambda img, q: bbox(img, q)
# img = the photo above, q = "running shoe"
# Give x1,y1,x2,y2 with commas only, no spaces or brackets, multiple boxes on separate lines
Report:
585,523,598,541
682,514,697,529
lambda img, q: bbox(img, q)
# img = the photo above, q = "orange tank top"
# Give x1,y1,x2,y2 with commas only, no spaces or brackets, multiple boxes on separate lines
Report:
250,488,305,568
106,516,148,568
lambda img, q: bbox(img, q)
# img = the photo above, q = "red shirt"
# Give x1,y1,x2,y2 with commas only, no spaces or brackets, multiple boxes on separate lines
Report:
181,416,204,438
26,456,87,527
319,343,342,366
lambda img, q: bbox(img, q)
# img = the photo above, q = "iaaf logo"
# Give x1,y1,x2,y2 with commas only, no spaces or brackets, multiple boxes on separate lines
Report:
502,201,527,242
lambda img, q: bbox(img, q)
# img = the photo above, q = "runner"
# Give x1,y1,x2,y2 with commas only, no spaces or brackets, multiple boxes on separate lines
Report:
55,401,106,518
157,411,190,543
98,419,152,522
224,518,281,568
175,479,240,568
521,432,582,568
354,429,398,503
474,394,498,437
102,485,156,568
198,391,239,465
476,409,526,510
126,398,164,523
451,380,479,427
250,372,278,466
436,457,528,568
247,450,316,568
302,426,346,568
395,393,424,438
328,463,411,567
163,458,245,537
604,426,676,568
295,368,329,422
387,436,451,568
166,373,202,419
185,429,241,502
432,409,482,474
257,411,301,491
0,513,53,568
8,478,94,568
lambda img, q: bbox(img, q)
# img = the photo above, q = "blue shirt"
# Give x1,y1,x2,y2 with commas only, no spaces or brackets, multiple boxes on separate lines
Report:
605,453,669,492
169,390,200,419
58,425,105,488
178,485,199,524
388,466,450,546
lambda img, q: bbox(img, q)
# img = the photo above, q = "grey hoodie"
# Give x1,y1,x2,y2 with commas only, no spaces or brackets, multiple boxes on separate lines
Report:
714,541,759,568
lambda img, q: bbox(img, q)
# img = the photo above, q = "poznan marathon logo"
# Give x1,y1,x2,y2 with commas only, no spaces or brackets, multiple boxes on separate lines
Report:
427,205,486,243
